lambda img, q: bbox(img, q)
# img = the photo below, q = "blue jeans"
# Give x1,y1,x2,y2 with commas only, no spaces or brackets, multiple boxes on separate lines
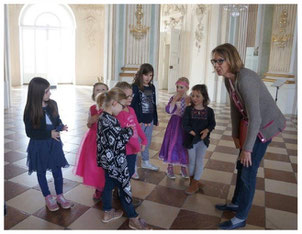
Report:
37,167,63,197
140,122,154,161
126,154,137,177
188,141,207,180
232,138,271,220
102,171,138,218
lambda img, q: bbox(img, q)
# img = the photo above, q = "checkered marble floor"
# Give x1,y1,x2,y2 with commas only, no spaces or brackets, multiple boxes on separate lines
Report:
4,85,297,230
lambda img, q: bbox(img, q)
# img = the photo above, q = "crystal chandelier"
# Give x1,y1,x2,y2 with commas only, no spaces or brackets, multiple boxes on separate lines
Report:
223,4,248,17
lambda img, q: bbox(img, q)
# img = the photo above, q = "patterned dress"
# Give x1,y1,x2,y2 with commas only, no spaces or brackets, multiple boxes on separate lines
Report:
159,96,188,166
96,112,133,203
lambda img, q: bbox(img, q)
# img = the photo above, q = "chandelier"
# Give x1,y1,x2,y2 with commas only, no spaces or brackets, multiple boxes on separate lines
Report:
223,4,248,17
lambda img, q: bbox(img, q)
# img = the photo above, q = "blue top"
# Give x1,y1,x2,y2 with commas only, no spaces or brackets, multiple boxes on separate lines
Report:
130,84,158,125
182,105,216,148
24,100,64,139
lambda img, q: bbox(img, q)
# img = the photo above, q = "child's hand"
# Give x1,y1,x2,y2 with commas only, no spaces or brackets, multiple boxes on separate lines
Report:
185,96,191,106
173,93,182,102
63,125,68,131
87,114,99,128
141,144,146,152
51,130,60,141
200,129,209,139
189,130,196,136
89,114,99,124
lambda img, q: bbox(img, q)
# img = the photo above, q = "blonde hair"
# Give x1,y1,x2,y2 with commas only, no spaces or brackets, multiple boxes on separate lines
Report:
115,81,132,90
96,87,127,109
176,77,189,85
211,43,244,74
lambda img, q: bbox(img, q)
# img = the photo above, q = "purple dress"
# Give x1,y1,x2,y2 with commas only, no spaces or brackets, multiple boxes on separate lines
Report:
159,96,188,166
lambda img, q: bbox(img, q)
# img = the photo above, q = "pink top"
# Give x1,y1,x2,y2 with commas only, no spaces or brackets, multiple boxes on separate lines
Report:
89,105,103,131
116,106,148,155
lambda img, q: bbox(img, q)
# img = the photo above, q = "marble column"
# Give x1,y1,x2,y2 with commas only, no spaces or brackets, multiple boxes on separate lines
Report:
236,7,248,63
263,4,297,114
4,4,11,109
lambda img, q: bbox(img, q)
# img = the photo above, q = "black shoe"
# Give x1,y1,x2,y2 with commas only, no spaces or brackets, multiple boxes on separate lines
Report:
219,220,246,230
132,198,142,208
215,203,238,211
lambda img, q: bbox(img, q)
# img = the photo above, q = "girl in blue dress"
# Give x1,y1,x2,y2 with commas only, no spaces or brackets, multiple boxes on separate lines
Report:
23,77,71,212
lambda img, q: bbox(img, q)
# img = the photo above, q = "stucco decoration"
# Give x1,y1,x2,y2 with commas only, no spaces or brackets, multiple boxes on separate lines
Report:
162,4,186,31
195,4,207,50
75,5,103,48
84,15,97,48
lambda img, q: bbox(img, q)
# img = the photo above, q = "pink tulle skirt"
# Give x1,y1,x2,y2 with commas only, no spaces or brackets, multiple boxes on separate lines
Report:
74,128,105,191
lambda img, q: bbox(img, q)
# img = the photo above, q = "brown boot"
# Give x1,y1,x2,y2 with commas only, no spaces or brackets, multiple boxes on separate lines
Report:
198,181,204,189
185,179,199,195
189,176,194,186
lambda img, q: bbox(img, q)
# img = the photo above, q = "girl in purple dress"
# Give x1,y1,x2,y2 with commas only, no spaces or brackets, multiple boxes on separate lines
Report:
159,77,190,179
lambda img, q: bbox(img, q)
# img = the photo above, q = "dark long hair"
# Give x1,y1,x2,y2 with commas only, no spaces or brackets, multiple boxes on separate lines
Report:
23,77,57,128
132,63,154,91
192,84,210,107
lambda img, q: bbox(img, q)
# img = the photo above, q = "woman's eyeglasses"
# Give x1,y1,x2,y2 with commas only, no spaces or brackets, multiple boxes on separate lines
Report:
211,59,225,65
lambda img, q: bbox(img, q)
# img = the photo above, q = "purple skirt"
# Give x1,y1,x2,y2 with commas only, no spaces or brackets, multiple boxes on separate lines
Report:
159,115,188,165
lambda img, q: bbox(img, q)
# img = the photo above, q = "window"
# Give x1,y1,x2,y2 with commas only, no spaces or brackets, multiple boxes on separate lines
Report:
19,4,76,85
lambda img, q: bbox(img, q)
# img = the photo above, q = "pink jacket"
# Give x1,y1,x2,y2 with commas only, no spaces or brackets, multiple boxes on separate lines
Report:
116,106,148,155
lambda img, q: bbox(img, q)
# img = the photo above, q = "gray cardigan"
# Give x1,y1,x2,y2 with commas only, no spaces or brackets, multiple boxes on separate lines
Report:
225,68,286,152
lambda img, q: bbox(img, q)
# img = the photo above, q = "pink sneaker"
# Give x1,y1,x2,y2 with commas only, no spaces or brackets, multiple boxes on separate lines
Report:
45,195,59,212
56,194,72,209
132,165,140,180
166,165,176,179
93,190,102,200
180,166,189,179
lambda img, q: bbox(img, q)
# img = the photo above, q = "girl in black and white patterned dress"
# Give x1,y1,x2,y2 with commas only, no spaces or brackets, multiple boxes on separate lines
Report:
96,87,149,229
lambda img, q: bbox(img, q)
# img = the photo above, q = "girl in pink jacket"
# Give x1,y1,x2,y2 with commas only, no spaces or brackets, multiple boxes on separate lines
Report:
115,82,148,180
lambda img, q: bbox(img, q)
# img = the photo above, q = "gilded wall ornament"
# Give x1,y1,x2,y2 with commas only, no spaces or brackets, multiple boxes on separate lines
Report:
129,4,149,40
272,9,292,48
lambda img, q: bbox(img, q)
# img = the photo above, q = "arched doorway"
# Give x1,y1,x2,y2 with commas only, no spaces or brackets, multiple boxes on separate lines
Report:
19,4,76,86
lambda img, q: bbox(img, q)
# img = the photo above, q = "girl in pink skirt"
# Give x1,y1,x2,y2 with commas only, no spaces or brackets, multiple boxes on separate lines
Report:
75,82,108,199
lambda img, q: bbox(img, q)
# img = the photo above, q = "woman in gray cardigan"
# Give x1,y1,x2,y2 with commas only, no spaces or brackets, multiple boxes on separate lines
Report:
211,43,286,230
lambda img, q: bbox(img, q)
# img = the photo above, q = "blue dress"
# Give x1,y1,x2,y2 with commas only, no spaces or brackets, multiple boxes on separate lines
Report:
26,108,69,175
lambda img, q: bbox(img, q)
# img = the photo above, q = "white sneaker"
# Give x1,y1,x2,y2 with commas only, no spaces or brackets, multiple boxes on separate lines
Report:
132,165,140,179
141,161,159,171
132,172,140,180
